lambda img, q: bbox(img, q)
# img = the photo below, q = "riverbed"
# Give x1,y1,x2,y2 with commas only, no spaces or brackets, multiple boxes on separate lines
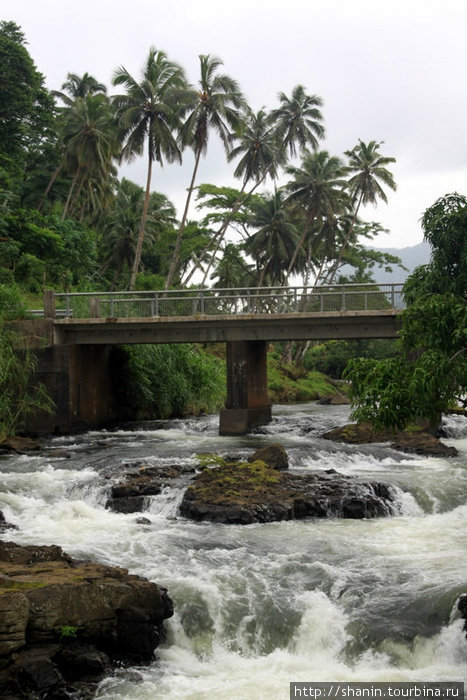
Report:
1,403,466,699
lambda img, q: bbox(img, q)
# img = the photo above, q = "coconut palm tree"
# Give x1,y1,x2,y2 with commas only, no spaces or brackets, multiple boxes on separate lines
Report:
165,54,246,288
41,73,109,208
112,48,189,289
182,108,280,287
54,72,107,104
271,84,325,158
244,189,299,286
327,139,396,282
284,150,350,283
60,93,119,220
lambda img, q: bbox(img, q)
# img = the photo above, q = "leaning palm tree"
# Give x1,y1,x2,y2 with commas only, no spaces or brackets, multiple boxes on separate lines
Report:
60,93,119,220
182,108,280,286
165,54,246,288
112,48,189,289
327,139,396,282
271,84,325,158
41,73,109,208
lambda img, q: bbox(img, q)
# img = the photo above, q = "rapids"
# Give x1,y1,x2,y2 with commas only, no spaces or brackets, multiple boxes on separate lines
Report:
0,403,466,699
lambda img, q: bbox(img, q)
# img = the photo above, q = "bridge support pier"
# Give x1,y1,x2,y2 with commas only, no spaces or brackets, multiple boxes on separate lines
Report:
219,340,271,435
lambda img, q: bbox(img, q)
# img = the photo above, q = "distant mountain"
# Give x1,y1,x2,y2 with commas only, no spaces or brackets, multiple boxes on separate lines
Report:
353,240,431,284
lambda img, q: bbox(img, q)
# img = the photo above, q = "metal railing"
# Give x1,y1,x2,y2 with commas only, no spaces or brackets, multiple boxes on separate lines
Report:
41,284,405,319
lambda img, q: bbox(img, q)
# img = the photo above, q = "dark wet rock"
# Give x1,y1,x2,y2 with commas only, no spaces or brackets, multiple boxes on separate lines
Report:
248,443,289,471
105,463,195,513
42,448,72,459
317,394,351,405
322,423,458,457
0,512,17,532
0,541,173,699
179,459,396,525
0,437,41,454
106,495,147,513
458,594,467,637
136,517,152,525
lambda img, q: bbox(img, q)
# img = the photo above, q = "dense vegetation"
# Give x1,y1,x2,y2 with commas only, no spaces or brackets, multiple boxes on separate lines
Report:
9,20,461,433
345,193,467,430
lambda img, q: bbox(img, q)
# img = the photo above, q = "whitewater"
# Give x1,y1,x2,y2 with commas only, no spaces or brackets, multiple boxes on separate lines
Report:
0,403,466,699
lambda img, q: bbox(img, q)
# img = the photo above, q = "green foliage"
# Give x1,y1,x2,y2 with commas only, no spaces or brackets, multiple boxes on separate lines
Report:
60,625,79,638
267,351,340,403
345,193,467,429
0,289,55,438
304,339,399,379
115,344,225,419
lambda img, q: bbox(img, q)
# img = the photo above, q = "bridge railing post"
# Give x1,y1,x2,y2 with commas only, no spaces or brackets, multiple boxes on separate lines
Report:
43,290,56,318
89,297,100,317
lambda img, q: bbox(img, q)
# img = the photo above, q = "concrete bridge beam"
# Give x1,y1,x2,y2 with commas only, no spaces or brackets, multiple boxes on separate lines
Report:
219,340,271,435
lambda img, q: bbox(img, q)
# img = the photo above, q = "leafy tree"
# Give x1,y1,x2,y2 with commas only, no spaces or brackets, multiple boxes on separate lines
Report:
165,54,246,288
0,22,55,187
97,179,176,288
112,48,188,289
345,193,467,430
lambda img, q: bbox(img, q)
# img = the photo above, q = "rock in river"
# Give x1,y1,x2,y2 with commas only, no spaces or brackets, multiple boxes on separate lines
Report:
0,541,173,699
179,459,396,525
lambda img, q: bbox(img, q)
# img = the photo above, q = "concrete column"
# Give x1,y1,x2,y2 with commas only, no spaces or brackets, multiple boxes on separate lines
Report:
28,344,118,433
43,290,56,319
219,340,272,435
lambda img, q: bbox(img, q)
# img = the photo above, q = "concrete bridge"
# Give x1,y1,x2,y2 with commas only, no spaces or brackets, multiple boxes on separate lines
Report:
23,284,403,435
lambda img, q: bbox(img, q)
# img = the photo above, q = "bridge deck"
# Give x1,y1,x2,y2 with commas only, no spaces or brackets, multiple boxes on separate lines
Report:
52,309,402,345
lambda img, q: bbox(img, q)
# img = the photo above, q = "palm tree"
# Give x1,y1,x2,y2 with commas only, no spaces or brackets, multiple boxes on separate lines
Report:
41,73,109,208
244,189,299,286
328,139,396,282
165,54,245,288
112,48,188,289
284,150,350,283
60,93,119,220
53,72,107,104
182,108,280,286
271,84,325,158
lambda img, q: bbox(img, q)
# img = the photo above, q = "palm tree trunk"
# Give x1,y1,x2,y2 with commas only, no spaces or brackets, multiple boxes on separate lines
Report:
38,160,65,211
61,166,81,220
285,209,314,283
129,152,153,291
327,191,364,284
165,147,202,289
183,177,263,287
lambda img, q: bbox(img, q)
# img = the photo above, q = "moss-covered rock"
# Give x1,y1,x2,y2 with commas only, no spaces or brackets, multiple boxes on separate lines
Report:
0,541,173,699
179,458,396,525
322,423,458,457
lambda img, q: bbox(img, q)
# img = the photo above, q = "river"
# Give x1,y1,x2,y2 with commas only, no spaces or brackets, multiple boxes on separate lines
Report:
1,403,466,699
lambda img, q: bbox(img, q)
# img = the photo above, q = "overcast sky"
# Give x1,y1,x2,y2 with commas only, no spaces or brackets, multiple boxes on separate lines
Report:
4,0,467,248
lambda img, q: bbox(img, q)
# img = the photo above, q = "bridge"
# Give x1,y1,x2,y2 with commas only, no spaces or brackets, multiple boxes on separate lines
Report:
23,284,404,435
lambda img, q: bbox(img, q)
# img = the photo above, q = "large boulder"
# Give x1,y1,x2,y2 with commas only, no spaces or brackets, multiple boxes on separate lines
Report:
248,443,289,470
179,459,396,525
0,541,173,699
322,423,458,457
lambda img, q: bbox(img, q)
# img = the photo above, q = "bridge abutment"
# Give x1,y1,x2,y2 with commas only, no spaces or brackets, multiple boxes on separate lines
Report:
29,343,117,433
219,340,272,435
